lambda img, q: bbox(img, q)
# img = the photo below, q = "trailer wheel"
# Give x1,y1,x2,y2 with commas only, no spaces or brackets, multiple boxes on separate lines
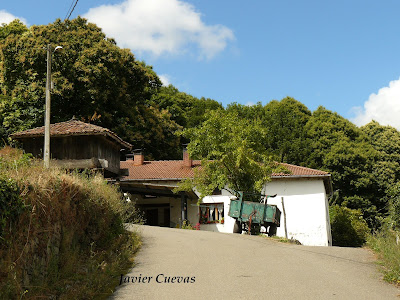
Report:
234,221,242,233
268,224,277,236
250,224,261,235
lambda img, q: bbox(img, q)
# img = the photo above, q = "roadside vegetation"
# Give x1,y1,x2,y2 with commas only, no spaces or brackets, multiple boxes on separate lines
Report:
0,147,142,299
367,230,400,286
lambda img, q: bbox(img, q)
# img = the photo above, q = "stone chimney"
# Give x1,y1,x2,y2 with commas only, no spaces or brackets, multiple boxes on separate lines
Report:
133,149,144,166
183,144,192,168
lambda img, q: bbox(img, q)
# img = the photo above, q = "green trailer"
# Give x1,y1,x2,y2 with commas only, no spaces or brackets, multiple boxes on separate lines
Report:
228,191,281,235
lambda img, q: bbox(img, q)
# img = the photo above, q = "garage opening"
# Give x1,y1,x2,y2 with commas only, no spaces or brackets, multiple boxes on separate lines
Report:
138,203,170,227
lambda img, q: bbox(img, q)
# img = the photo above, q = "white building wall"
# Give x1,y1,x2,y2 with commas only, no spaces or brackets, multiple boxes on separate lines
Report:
200,196,237,233
263,178,332,246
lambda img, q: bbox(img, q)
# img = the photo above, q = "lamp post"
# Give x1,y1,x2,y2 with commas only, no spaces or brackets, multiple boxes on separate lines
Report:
44,44,62,168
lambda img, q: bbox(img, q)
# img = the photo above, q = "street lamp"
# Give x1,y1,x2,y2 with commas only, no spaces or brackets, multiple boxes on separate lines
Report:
44,44,63,168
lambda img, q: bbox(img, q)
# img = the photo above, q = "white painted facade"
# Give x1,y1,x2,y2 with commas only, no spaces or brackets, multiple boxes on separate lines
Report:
262,178,332,246
196,178,332,247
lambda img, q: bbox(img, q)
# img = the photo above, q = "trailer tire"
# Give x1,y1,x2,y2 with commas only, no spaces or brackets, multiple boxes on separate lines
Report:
250,224,261,235
268,224,277,236
234,221,242,233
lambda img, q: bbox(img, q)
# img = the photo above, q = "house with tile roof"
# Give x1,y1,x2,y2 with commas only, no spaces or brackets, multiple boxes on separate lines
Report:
11,119,132,177
119,149,333,246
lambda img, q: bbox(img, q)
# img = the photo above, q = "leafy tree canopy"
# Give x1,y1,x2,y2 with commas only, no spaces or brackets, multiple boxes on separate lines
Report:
149,84,223,129
0,19,27,39
304,106,362,168
262,97,311,164
0,17,181,159
176,110,284,200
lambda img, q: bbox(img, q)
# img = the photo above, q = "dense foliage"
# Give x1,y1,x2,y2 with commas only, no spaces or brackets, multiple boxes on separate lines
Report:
329,205,370,247
176,110,283,200
2,17,400,245
0,19,180,159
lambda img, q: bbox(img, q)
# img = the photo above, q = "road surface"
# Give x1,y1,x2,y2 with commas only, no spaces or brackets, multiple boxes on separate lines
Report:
110,225,399,300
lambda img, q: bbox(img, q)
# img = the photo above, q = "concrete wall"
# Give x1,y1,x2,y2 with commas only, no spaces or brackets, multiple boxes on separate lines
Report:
263,178,332,246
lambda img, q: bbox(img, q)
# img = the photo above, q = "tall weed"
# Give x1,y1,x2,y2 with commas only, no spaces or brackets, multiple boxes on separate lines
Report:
367,230,400,285
0,147,142,299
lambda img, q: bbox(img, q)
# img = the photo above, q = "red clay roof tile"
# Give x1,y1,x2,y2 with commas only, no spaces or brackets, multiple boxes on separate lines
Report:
272,163,329,177
120,160,201,180
120,160,329,181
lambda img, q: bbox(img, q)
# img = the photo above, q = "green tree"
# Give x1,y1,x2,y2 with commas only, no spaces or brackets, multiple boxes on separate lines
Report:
0,19,28,39
304,106,362,168
361,121,400,228
329,205,370,247
226,98,311,165
176,110,283,200
262,97,311,164
0,18,180,159
361,121,400,188
150,84,223,129
226,102,265,121
304,107,386,228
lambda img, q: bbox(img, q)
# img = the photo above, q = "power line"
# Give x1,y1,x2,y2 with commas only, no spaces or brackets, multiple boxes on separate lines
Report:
64,0,75,20
64,0,79,21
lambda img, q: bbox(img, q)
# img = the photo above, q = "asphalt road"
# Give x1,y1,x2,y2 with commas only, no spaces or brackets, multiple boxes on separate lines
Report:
110,225,399,300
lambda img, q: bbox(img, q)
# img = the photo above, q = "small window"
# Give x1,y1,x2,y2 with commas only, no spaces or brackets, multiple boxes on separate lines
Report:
199,203,224,224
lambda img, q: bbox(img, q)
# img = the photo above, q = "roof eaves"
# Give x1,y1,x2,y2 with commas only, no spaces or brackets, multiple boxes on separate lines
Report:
271,174,331,179
12,130,132,149
120,177,190,182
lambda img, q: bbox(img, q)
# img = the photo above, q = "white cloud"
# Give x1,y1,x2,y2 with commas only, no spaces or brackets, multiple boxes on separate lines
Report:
83,0,234,59
352,78,400,129
0,10,27,25
158,74,171,86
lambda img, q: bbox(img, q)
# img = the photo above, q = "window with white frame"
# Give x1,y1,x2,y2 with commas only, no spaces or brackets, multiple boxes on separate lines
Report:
199,203,224,224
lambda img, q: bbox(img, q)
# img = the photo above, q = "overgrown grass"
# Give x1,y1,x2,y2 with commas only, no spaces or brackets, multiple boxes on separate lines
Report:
0,147,142,299
367,230,400,286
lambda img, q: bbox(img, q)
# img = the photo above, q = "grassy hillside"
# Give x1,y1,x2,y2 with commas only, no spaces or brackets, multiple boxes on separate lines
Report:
0,147,141,299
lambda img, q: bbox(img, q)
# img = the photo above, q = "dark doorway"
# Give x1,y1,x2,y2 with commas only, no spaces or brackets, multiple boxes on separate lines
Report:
145,209,159,226
138,204,171,227
163,208,170,227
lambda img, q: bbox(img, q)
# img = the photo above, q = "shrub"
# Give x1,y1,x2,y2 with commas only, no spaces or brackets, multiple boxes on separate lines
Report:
181,220,194,230
329,205,369,247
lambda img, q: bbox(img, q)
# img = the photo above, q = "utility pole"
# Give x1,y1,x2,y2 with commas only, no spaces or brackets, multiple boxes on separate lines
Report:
43,44,62,168
44,44,51,168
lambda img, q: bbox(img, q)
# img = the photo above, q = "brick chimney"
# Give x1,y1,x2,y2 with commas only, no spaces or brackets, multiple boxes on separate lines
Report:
183,144,192,168
133,149,144,166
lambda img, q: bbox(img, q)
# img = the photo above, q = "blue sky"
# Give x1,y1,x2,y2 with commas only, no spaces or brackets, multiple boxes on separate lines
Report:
2,0,400,128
